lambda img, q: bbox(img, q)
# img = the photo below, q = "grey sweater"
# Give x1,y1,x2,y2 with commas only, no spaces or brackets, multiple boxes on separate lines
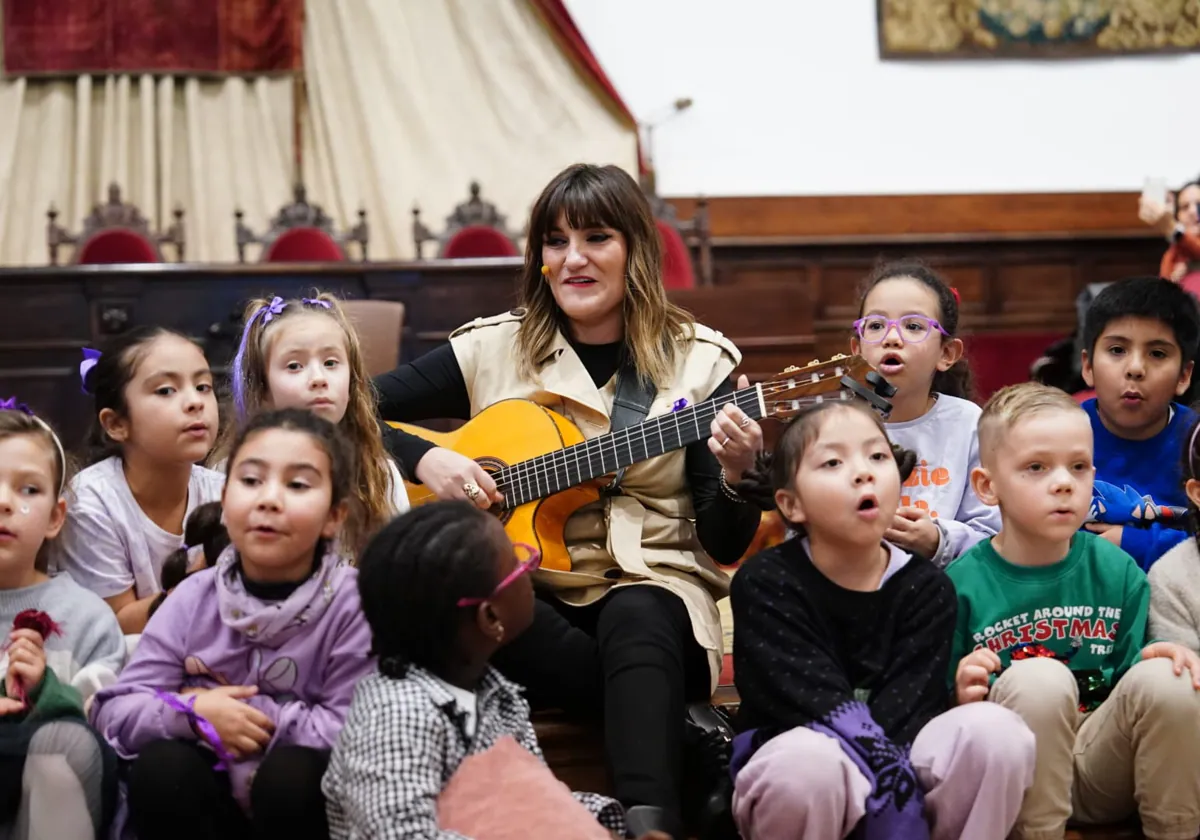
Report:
1149,537,1200,652
0,575,126,700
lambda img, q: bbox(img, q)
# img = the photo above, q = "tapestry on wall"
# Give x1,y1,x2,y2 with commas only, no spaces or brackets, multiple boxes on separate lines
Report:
878,0,1200,58
2,0,302,75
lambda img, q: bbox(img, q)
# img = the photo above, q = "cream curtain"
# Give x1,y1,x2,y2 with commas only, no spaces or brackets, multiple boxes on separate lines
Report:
0,0,638,265
0,73,293,264
302,0,640,259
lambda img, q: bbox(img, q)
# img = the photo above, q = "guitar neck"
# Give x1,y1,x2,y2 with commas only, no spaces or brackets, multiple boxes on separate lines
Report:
494,386,767,508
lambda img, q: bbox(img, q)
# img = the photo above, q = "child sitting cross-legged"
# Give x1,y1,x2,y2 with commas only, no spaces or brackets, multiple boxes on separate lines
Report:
951,383,1200,840
728,400,1035,840
324,502,672,840
90,409,375,840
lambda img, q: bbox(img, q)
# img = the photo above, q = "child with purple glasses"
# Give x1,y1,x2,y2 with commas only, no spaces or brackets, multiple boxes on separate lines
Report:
850,260,1000,567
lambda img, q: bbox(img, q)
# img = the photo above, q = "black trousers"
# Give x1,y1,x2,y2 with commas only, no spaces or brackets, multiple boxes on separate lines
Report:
127,740,330,840
492,584,710,821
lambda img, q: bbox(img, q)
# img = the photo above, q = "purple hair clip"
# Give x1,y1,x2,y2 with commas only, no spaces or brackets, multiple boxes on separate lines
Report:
230,297,289,419
259,297,287,325
301,298,331,309
79,348,101,395
0,397,31,415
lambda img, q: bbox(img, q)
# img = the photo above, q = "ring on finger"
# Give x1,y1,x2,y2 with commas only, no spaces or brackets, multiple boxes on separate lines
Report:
739,417,752,428
720,436,729,446
462,482,481,501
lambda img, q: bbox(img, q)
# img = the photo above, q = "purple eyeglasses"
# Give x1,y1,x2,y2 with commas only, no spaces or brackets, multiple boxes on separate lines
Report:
853,314,949,345
457,542,541,607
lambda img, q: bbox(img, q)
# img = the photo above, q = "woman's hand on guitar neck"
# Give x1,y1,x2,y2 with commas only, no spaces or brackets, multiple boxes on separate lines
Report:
414,447,503,509
708,375,763,482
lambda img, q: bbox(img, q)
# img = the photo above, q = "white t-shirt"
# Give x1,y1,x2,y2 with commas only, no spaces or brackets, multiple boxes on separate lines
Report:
387,458,411,515
51,457,225,600
884,394,1001,568
430,673,479,738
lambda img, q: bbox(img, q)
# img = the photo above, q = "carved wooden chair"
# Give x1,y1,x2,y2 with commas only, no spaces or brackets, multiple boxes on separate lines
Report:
644,186,712,289
47,183,185,265
412,181,521,259
235,184,368,263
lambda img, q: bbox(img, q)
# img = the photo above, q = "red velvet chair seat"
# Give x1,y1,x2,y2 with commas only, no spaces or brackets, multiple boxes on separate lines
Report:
76,229,160,264
442,225,520,259
263,227,347,263
656,220,696,290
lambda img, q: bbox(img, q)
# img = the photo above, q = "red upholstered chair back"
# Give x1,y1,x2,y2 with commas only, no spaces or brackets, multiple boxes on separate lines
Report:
47,183,183,265
263,228,347,263
1073,389,1097,404
962,332,1063,403
236,184,368,263
76,229,161,264
442,225,520,259
413,182,521,260
657,220,696,290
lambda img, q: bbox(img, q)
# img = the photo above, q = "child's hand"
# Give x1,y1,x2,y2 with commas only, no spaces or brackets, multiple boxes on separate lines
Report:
192,685,274,758
0,698,26,716
885,507,940,557
955,649,1001,705
5,629,47,702
1142,642,1200,690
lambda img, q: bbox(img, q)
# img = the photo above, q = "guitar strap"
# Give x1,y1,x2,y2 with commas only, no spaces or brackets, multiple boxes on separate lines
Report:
603,356,657,495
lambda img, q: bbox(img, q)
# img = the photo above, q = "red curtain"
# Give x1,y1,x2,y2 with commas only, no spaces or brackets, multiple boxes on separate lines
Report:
3,0,301,75
525,0,645,174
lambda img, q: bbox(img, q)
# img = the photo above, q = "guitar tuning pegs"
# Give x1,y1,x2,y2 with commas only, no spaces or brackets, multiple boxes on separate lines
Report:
831,353,846,360
782,365,800,373
806,359,820,367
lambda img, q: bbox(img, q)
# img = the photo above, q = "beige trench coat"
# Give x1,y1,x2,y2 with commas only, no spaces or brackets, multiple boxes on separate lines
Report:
449,310,741,692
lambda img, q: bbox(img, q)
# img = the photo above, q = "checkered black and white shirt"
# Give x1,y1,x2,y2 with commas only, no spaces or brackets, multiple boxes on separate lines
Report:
322,665,626,839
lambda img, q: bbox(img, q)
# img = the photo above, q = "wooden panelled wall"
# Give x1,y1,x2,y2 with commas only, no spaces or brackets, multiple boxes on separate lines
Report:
0,191,1164,447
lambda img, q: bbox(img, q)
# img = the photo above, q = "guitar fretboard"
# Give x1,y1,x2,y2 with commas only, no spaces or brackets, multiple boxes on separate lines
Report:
494,387,764,508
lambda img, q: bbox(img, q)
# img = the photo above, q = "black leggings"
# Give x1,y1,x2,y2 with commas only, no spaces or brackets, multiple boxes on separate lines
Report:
127,740,330,840
491,585,710,822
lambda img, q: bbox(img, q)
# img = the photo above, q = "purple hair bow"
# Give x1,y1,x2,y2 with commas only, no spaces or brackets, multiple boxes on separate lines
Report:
0,397,31,415
79,348,101,395
301,298,331,309
230,297,288,418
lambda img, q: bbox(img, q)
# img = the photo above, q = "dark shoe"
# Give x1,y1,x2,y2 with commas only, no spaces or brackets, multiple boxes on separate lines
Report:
684,702,733,783
684,703,739,840
625,805,685,840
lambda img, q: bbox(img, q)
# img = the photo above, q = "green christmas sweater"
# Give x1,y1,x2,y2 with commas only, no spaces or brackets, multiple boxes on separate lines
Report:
947,531,1149,711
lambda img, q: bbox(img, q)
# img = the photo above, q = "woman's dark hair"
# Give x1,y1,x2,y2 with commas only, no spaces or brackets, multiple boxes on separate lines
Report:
148,502,229,619
82,325,200,463
735,401,917,536
856,259,973,401
357,502,506,679
1174,180,1200,221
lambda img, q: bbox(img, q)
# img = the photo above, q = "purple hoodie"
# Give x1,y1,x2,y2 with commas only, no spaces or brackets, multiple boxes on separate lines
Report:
90,545,373,809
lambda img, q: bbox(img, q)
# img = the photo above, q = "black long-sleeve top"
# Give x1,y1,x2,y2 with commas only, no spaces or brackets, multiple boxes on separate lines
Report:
732,537,956,749
374,341,761,565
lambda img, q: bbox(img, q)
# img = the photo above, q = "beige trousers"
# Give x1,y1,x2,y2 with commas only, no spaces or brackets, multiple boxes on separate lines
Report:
990,657,1200,840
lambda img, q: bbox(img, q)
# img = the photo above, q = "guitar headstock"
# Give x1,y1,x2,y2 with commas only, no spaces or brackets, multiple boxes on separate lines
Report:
756,355,896,420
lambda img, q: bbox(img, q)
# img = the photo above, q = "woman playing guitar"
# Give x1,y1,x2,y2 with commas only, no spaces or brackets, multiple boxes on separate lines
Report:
375,163,762,839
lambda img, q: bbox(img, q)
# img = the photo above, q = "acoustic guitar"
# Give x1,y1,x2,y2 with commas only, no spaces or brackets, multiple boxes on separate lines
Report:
391,355,895,571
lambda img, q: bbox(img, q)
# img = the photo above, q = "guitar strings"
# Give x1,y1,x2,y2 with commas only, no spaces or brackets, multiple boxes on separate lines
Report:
402,367,860,510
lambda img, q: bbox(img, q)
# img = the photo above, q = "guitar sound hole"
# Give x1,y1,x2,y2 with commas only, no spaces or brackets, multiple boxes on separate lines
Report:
475,456,513,525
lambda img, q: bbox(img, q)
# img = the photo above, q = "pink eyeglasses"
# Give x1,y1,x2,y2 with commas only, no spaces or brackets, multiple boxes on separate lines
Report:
457,542,542,607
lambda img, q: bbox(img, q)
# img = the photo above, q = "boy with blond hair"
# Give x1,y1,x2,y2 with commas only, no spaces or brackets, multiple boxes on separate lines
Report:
948,382,1200,840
